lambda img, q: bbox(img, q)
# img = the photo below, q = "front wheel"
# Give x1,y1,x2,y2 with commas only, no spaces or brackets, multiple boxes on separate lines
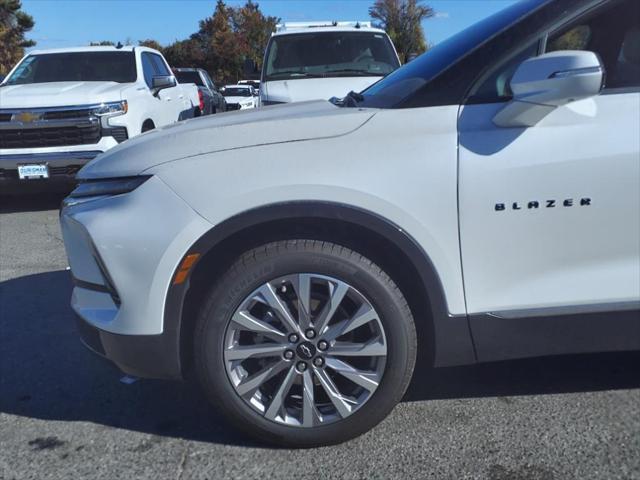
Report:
194,240,417,447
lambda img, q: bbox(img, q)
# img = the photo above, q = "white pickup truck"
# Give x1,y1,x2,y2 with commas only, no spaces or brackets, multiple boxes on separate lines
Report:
0,46,200,193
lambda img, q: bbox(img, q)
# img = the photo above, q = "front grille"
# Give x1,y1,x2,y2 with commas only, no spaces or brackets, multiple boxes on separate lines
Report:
108,127,128,143
49,165,83,176
227,103,241,111
0,124,101,149
43,109,93,121
0,168,19,180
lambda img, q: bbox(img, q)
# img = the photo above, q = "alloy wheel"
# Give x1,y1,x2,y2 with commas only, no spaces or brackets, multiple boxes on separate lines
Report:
223,273,387,427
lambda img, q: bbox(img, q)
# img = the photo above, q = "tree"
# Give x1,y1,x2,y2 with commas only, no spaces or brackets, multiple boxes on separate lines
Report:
369,0,434,63
198,0,244,82
138,39,163,51
0,0,35,75
232,0,278,74
89,41,115,46
163,38,204,69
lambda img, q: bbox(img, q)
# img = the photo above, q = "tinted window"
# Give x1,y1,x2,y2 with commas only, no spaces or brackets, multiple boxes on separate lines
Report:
175,71,204,86
264,31,400,81
547,0,640,89
358,0,547,108
222,87,251,97
5,52,136,84
141,53,156,88
149,54,170,76
467,42,540,103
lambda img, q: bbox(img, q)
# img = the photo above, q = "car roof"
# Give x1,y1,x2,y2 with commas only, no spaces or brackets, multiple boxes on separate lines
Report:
28,46,137,55
273,21,386,36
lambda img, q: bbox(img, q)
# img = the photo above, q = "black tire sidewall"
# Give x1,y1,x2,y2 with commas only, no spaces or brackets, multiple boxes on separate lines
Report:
194,242,416,447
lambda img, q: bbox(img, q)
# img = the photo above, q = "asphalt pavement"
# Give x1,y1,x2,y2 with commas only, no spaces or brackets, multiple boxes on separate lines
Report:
1,193,639,480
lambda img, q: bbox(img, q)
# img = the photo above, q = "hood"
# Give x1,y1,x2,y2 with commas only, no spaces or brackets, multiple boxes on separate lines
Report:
0,82,125,108
263,77,382,103
79,100,376,179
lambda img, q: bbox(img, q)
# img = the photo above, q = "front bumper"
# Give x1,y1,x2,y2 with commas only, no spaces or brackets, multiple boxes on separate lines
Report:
0,151,103,193
60,175,213,379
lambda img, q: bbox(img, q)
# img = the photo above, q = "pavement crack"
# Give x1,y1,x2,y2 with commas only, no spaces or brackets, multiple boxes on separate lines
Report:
175,445,189,480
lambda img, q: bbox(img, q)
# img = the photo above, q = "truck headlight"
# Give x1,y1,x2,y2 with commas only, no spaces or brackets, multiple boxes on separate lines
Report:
93,100,128,117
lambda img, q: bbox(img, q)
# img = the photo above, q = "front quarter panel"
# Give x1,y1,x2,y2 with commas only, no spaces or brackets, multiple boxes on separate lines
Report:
152,106,466,316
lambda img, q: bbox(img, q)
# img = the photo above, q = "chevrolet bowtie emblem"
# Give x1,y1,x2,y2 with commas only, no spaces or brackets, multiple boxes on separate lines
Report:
12,111,42,123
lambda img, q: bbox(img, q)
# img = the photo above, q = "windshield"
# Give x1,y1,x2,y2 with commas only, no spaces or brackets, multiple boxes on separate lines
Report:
174,71,204,86
264,31,400,81
359,0,547,108
4,52,137,85
223,87,251,97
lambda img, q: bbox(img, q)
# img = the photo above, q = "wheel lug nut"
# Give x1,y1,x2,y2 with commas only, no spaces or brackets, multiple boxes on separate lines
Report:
317,340,328,351
288,333,299,343
283,350,294,360
305,328,316,339
313,357,324,367
297,361,307,372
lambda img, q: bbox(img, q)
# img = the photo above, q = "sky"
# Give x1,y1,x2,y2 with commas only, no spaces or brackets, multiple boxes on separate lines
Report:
22,0,519,51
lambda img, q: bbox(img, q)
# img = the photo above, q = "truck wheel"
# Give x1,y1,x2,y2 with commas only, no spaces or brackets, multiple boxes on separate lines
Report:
194,240,417,447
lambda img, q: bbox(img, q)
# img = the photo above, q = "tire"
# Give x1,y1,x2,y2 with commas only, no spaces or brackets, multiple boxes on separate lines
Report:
194,239,417,447
141,120,155,133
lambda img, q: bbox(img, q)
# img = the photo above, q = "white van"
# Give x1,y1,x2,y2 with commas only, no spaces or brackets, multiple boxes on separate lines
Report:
260,21,400,105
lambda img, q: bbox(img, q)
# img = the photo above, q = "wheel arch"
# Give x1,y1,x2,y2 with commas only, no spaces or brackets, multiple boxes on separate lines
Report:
164,202,476,379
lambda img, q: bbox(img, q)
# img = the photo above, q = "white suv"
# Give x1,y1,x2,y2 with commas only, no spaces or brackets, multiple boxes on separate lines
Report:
60,0,639,447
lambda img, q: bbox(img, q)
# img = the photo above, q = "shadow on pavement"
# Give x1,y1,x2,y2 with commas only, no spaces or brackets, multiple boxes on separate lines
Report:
0,193,67,214
1,270,639,447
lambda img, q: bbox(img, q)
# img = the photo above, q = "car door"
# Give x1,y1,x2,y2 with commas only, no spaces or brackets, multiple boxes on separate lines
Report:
145,52,185,125
458,0,640,359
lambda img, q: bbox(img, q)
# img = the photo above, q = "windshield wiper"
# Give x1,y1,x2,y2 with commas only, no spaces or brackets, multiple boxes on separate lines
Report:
268,71,323,79
330,90,364,108
324,69,381,77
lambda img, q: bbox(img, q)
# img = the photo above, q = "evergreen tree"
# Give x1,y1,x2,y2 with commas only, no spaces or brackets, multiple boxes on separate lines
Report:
0,0,35,75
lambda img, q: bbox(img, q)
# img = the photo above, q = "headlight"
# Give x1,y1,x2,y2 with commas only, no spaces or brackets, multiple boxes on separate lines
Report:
67,175,150,200
93,100,128,117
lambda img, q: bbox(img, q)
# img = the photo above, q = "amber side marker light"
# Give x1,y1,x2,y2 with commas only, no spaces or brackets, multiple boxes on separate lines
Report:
173,253,200,285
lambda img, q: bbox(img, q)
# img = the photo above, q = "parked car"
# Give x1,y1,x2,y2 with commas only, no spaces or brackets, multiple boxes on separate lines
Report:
238,79,260,92
174,68,227,115
0,46,200,193
221,84,258,110
260,21,400,105
60,0,639,447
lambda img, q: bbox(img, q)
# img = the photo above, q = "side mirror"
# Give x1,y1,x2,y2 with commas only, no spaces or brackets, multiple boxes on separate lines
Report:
493,50,604,128
151,75,177,95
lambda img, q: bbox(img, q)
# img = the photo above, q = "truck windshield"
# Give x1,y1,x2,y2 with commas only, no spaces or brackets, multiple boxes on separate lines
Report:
174,71,204,86
222,87,251,97
263,31,400,81
4,52,137,85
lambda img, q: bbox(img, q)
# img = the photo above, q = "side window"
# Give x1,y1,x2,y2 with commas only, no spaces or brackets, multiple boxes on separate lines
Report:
149,54,171,77
467,42,539,103
546,0,640,90
141,53,156,88
204,73,216,91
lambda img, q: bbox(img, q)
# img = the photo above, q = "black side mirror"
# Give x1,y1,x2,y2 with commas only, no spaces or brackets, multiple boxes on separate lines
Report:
151,75,177,96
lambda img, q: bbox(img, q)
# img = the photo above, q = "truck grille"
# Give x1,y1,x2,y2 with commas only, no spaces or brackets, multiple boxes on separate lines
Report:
0,124,101,149
226,103,241,111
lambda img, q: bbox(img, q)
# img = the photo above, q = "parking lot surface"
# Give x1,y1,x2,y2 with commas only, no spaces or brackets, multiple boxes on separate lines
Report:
1,194,639,480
